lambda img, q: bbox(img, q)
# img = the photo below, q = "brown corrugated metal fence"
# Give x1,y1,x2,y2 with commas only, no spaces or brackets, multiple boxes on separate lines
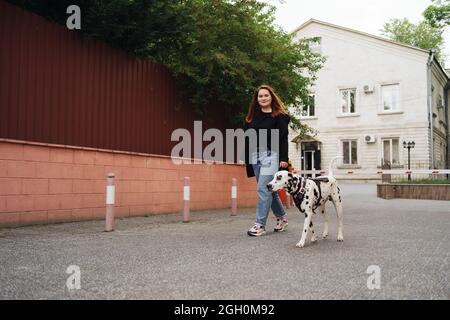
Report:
0,1,239,157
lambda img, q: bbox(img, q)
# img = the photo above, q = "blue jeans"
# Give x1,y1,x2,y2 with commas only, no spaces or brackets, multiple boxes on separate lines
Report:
252,151,286,227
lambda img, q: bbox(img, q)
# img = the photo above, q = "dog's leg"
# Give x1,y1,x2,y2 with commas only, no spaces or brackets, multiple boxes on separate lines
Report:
320,202,329,239
309,219,317,243
335,201,344,242
296,210,313,248
331,189,344,242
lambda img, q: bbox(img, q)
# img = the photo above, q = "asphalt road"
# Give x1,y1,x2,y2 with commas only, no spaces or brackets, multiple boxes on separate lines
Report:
0,183,449,300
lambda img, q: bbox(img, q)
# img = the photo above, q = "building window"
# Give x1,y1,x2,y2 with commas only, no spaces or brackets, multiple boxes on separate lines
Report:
340,89,356,114
382,138,399,166
301,94,315,117
437,94,444,119
381,84,399,111
310,37,322,54
342,140,358,165
437,95,443,108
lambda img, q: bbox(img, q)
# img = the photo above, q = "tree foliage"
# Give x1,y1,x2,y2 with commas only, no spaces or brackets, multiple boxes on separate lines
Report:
381,18,445,64
8,0,324,134
8,0,192,59
423,0,450,29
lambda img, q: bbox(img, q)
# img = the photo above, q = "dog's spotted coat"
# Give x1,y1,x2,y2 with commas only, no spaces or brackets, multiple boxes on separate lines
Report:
267,156,344,248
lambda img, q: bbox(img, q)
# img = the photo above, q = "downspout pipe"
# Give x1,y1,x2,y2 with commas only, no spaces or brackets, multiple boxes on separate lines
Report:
427,49,435,169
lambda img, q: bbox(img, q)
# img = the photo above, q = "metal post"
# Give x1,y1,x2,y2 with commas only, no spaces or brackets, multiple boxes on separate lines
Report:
231,178,237,216
408,147,411,181
105,173,115,232
183,177,190,222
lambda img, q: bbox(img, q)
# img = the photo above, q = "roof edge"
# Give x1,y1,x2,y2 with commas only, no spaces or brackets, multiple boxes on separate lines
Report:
291,19,430,55
432,56,449,82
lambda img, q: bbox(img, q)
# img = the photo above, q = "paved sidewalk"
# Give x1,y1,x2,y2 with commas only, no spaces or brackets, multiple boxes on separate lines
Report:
0,183,449,299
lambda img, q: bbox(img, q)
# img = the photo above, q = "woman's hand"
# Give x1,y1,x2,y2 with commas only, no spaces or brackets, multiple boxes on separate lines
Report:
279,161,288,169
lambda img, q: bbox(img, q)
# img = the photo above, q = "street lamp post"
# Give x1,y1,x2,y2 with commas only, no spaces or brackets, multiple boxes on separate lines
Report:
403,141,415,181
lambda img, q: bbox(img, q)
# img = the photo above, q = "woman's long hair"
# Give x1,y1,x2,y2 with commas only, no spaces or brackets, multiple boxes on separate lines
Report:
245,85,288,123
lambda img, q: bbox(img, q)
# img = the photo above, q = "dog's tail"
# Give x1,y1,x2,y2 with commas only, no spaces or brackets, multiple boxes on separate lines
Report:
328,156,343,177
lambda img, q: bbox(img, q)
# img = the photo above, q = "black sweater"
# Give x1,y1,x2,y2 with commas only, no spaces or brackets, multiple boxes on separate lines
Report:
243,110,290,177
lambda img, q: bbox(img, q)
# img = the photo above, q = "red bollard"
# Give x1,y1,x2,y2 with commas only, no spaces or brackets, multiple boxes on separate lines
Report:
105,173,115,232
286,193,291,209
231,178,237,216
183,177,190,223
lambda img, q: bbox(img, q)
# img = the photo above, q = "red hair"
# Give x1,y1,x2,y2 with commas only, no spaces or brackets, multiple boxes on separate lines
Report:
245,85,288,123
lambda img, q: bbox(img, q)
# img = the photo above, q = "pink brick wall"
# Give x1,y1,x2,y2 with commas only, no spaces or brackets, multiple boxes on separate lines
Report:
0,140,257,227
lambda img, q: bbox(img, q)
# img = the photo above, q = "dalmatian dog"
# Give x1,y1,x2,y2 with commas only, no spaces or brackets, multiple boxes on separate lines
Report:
267,156,344,248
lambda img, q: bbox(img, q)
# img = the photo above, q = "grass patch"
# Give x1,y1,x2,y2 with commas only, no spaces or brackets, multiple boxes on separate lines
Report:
397,178,450,184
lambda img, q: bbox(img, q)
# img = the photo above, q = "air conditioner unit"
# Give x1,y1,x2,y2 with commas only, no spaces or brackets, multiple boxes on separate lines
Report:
363,85,374,93
365,134,376,143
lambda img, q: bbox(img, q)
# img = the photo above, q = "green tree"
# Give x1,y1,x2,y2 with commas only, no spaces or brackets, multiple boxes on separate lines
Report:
423,0,450,29
163,1,323,128
381,18,445,64
7,0,323,135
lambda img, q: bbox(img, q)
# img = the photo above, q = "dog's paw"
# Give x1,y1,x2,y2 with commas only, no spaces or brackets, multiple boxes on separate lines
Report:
322,233,328,239
296,242,305,248
311,236,317,243
337,236,344,242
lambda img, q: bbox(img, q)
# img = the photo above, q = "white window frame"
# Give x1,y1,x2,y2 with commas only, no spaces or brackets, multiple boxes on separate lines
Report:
339,88,356,115
342,139,358,165
437,94,443,108
381,138,400,167
310,37,322,54
437,94,444,121
380,83,401,113
300,94,315,118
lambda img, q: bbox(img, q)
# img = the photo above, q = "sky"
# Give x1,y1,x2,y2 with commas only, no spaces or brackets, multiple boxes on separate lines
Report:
268,0,450,68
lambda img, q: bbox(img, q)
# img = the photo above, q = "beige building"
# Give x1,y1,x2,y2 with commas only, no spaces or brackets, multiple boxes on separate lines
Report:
289,19,449,179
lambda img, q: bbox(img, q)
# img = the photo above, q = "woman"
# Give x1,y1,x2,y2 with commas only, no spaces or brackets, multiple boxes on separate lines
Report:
244,85,290,237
